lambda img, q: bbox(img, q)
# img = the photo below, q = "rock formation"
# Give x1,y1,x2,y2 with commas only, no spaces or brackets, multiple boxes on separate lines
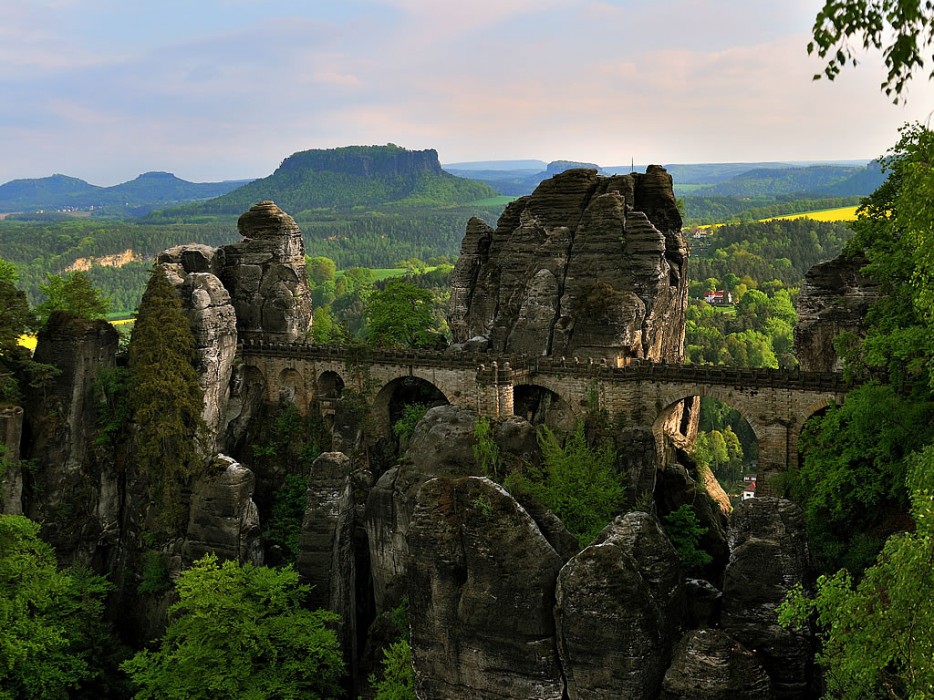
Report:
20,312,121,565
158,244,238,444
449,167,688,361
407,476,565,699
554,512,685,699
794,252,880,372
183,455,262,566
219,200,313,342
722,498,812,699
296,451,359,669
0,405,24,514
660,629,772,700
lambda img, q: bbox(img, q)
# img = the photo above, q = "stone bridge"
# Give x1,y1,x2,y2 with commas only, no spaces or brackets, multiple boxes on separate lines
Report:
237,340,849,494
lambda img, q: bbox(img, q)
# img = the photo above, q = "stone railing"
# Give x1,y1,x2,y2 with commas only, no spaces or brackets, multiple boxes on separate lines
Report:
237,340,850,393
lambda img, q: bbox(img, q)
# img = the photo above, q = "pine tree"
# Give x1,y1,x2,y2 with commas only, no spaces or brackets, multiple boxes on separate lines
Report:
128,265,207,529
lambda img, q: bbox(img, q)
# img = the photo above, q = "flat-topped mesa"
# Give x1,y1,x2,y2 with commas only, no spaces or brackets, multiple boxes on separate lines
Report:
449,166,688,362
219,200,313,343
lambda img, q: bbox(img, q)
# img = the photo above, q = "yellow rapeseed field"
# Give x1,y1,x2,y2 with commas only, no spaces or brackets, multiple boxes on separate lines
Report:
760,206,859,223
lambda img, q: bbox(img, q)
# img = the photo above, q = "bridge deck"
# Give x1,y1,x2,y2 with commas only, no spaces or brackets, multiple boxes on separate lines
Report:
238,340,849,392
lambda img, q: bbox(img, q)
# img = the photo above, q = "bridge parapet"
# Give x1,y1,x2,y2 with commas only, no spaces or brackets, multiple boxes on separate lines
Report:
238,340,850,393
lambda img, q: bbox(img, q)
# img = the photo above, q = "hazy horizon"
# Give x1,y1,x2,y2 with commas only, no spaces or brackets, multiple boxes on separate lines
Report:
2,0,930,186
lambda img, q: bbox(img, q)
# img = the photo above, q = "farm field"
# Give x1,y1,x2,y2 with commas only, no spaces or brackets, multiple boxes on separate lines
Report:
761,205,859,222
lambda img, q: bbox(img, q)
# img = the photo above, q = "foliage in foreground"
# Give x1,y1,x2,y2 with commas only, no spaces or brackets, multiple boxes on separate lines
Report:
779,446,934,699
121,554,344,700
0,515,117,700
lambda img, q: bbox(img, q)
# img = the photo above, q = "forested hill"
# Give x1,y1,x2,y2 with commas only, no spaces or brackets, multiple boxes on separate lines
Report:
149,144,498,219
687,163,884,198
0,172,250,215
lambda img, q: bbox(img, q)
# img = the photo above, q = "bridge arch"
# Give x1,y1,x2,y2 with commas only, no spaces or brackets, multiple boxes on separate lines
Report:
371,375,451,439
652,388,763,502
316,370,345,399
513,381,575,431
277,367,307,411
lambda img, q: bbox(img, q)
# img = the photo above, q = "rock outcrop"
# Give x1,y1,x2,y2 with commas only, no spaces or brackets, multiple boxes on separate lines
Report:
21,312,121,565
219,200,313,342
183,455,262,566
0,405,24,514
449,167,688,361
554,512,685,699
661,629,772,700
407,476,565,699
296,451,358,668
158,245,238,444
722,498,811,699
795,253,880,372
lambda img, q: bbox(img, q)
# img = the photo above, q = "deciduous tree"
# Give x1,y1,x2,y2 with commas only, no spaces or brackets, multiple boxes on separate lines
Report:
121,554,344,699
810,0,934,99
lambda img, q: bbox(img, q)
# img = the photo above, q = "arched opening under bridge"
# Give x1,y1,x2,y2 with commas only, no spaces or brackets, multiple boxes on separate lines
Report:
654,395,761,508
513,383,574,431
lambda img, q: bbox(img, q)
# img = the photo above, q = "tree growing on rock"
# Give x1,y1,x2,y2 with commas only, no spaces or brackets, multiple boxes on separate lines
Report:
35,271,110,325
128,265,208,529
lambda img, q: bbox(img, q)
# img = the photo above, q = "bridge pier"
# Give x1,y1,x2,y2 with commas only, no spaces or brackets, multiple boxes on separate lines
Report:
476,362,515,417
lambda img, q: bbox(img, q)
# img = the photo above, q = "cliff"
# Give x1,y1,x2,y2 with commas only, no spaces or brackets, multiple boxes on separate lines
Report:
449,166,688,361
794,252,880,372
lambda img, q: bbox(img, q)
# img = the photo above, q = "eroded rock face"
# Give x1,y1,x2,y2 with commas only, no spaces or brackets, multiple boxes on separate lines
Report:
795,253,880,372
661,629,772,700
219,200,313,342
157,245,238,445
183,455,262,566
555,512,684,699
407,476,565,700
296,451,358,668
22,312,120,565
722,498,811,699
0,405,24,514
449,167,687,361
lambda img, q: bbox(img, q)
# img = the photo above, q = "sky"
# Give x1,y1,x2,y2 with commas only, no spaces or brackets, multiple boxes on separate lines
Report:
1,0,932,185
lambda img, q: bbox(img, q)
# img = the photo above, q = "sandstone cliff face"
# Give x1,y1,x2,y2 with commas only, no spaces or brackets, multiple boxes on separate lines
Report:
158,245,238,445
555,512,685,699
296,452,359,670
183,455,262,566
219,200,313,343
661,629,772,700
722,498,811,699
0,405,24,514
795,253,880,372
449,167,688,361
407,476,566,700
21,313,121,565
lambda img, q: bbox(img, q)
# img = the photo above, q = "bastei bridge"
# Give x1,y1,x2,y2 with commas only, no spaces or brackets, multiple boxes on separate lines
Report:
237,340,849,494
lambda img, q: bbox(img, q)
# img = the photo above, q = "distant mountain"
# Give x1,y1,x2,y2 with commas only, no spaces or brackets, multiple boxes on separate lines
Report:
448,158,882,196
445,159,599,196
0,172,251,215
688,164,884,198
160,144,498,216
